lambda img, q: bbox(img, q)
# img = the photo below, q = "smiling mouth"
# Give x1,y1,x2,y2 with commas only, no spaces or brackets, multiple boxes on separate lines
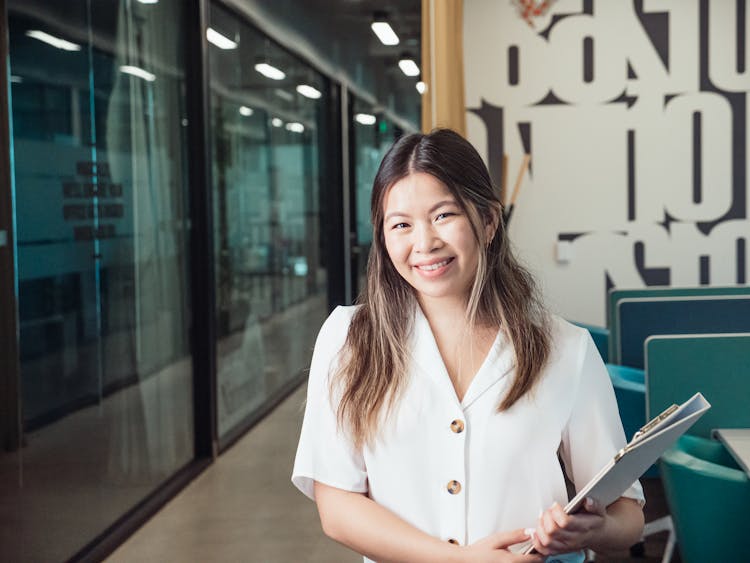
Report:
415,258,454,271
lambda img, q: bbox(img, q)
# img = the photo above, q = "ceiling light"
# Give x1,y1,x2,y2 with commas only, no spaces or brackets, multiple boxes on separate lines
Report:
119,65,156,82
137,0,159,4
398,57,420,77
26,30,81,51
239,105,253,116
10,75,23,84
271,117,284,128
275,88,294,102
416,81,426,94
371,13,399,45
285,122,304,133
255,62,285,80
296,84,322,99
206,28,237,50
355,113,376,125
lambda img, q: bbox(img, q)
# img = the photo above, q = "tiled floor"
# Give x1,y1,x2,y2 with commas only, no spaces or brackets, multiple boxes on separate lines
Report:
108,385,681,563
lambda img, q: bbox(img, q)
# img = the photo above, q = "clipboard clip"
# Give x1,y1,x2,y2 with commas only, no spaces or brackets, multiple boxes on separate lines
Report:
613,403,680,462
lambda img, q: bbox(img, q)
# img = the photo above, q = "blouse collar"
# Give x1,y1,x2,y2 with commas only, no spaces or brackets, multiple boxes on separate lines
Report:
411,305,516,410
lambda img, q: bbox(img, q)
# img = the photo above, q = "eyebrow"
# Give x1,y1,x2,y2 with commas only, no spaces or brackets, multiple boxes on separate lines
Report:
384,199,458,222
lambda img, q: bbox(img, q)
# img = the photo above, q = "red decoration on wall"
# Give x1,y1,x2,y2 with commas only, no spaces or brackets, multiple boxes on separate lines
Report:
512,0,556,28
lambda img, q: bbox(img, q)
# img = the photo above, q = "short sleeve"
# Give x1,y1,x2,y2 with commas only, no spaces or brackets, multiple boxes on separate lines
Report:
291,306,368,501
559,331,645,507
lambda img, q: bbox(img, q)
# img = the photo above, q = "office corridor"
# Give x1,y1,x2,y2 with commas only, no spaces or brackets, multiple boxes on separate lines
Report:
107,384,357,562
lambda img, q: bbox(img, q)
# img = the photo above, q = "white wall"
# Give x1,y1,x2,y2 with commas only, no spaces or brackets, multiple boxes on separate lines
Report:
464,0,749,325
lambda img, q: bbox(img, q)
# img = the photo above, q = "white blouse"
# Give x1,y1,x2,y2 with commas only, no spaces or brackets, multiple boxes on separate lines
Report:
292,305,644,559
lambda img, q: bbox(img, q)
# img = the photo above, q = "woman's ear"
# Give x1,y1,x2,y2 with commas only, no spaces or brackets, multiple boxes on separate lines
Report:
484,208,500,246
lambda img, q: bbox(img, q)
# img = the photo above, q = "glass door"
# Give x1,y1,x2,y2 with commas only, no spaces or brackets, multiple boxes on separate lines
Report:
2,1,194,560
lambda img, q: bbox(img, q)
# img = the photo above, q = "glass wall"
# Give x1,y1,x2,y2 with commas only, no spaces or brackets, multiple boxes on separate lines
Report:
1,1,194,560
208,3,329,438
351,98,402,295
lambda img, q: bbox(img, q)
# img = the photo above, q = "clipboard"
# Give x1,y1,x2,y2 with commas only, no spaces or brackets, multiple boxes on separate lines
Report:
520,392,711,555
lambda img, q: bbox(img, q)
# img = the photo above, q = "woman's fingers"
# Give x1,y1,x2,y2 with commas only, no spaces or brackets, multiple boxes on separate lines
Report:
583,497,606,517
487,527,534,549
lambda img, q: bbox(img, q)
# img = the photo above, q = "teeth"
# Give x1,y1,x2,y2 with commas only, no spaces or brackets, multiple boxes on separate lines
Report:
418,259,450,271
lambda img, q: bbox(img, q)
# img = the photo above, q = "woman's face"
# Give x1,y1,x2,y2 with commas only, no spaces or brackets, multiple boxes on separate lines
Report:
382,172,483,307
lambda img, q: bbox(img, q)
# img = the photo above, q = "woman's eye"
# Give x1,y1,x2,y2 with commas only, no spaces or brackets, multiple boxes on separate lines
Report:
392,222,408,230
436,212,454,221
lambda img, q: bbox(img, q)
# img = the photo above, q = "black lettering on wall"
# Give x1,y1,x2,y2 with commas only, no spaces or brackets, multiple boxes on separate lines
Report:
634,0,669,70
467,100,504,191
517,122,532,174
738,0,746,74
509,46,519,86
628,130,635,221
699,255,710,285
583,37,594,83
693,112,702,204
697,0,747,234
738,238,747,283
634,241,671,286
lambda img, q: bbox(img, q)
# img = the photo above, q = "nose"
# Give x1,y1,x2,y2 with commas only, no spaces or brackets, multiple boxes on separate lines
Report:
413,221,441,253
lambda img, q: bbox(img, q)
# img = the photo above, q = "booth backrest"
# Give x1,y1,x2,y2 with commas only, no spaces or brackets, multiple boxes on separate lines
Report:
606,286,750,362
615,296,750,368
645,333,750,438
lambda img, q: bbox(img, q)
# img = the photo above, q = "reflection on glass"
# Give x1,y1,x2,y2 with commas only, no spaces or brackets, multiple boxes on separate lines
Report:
352,100,402,294
1,1,194,560
209,3,328,438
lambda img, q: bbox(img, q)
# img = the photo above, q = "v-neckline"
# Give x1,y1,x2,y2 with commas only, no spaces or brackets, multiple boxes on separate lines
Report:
412,306,511,409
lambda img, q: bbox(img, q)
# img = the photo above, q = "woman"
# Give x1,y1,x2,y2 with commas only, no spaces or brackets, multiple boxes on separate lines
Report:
292,129,644,562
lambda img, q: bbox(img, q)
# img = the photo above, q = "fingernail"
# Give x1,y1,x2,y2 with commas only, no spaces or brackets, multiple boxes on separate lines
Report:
538,507,543,518
524,527,536,538
585,497,594,507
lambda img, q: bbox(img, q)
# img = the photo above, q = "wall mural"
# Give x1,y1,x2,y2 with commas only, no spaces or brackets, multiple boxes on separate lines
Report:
465,0,749,324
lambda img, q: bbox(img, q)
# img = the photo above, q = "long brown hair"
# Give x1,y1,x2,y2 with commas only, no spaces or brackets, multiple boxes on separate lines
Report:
333,129,550,449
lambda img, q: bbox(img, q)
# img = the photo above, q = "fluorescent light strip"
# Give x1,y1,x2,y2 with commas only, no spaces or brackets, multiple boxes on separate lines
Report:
271,117,284,128
137,0,159,4
296,84,322,99
10,75,23,84
239,105,253,116
398,58,420,77
285,122,304,133
206,28,237,50
371,22,399,46
355,113,376,126
119,65,156,82
26,30,81,51
255,62,285,80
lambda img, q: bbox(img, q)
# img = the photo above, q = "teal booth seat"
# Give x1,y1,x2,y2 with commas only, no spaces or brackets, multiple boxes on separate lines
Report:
606,364,659,478
660,435,750,562
607,364,645,442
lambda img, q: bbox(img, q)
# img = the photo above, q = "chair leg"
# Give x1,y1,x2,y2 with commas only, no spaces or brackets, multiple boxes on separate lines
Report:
661,527,676,563
640,515,675,563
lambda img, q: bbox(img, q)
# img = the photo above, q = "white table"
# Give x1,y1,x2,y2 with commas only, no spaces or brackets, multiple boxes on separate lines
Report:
713,428,750,477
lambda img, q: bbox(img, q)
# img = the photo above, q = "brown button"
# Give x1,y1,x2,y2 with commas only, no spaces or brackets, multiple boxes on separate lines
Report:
447,538,460,545
447,480,462,494
450,419,465,433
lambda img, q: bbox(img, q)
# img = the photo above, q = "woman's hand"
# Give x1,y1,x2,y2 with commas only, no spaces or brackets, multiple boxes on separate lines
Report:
460,529,545,562
532,497,606,555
